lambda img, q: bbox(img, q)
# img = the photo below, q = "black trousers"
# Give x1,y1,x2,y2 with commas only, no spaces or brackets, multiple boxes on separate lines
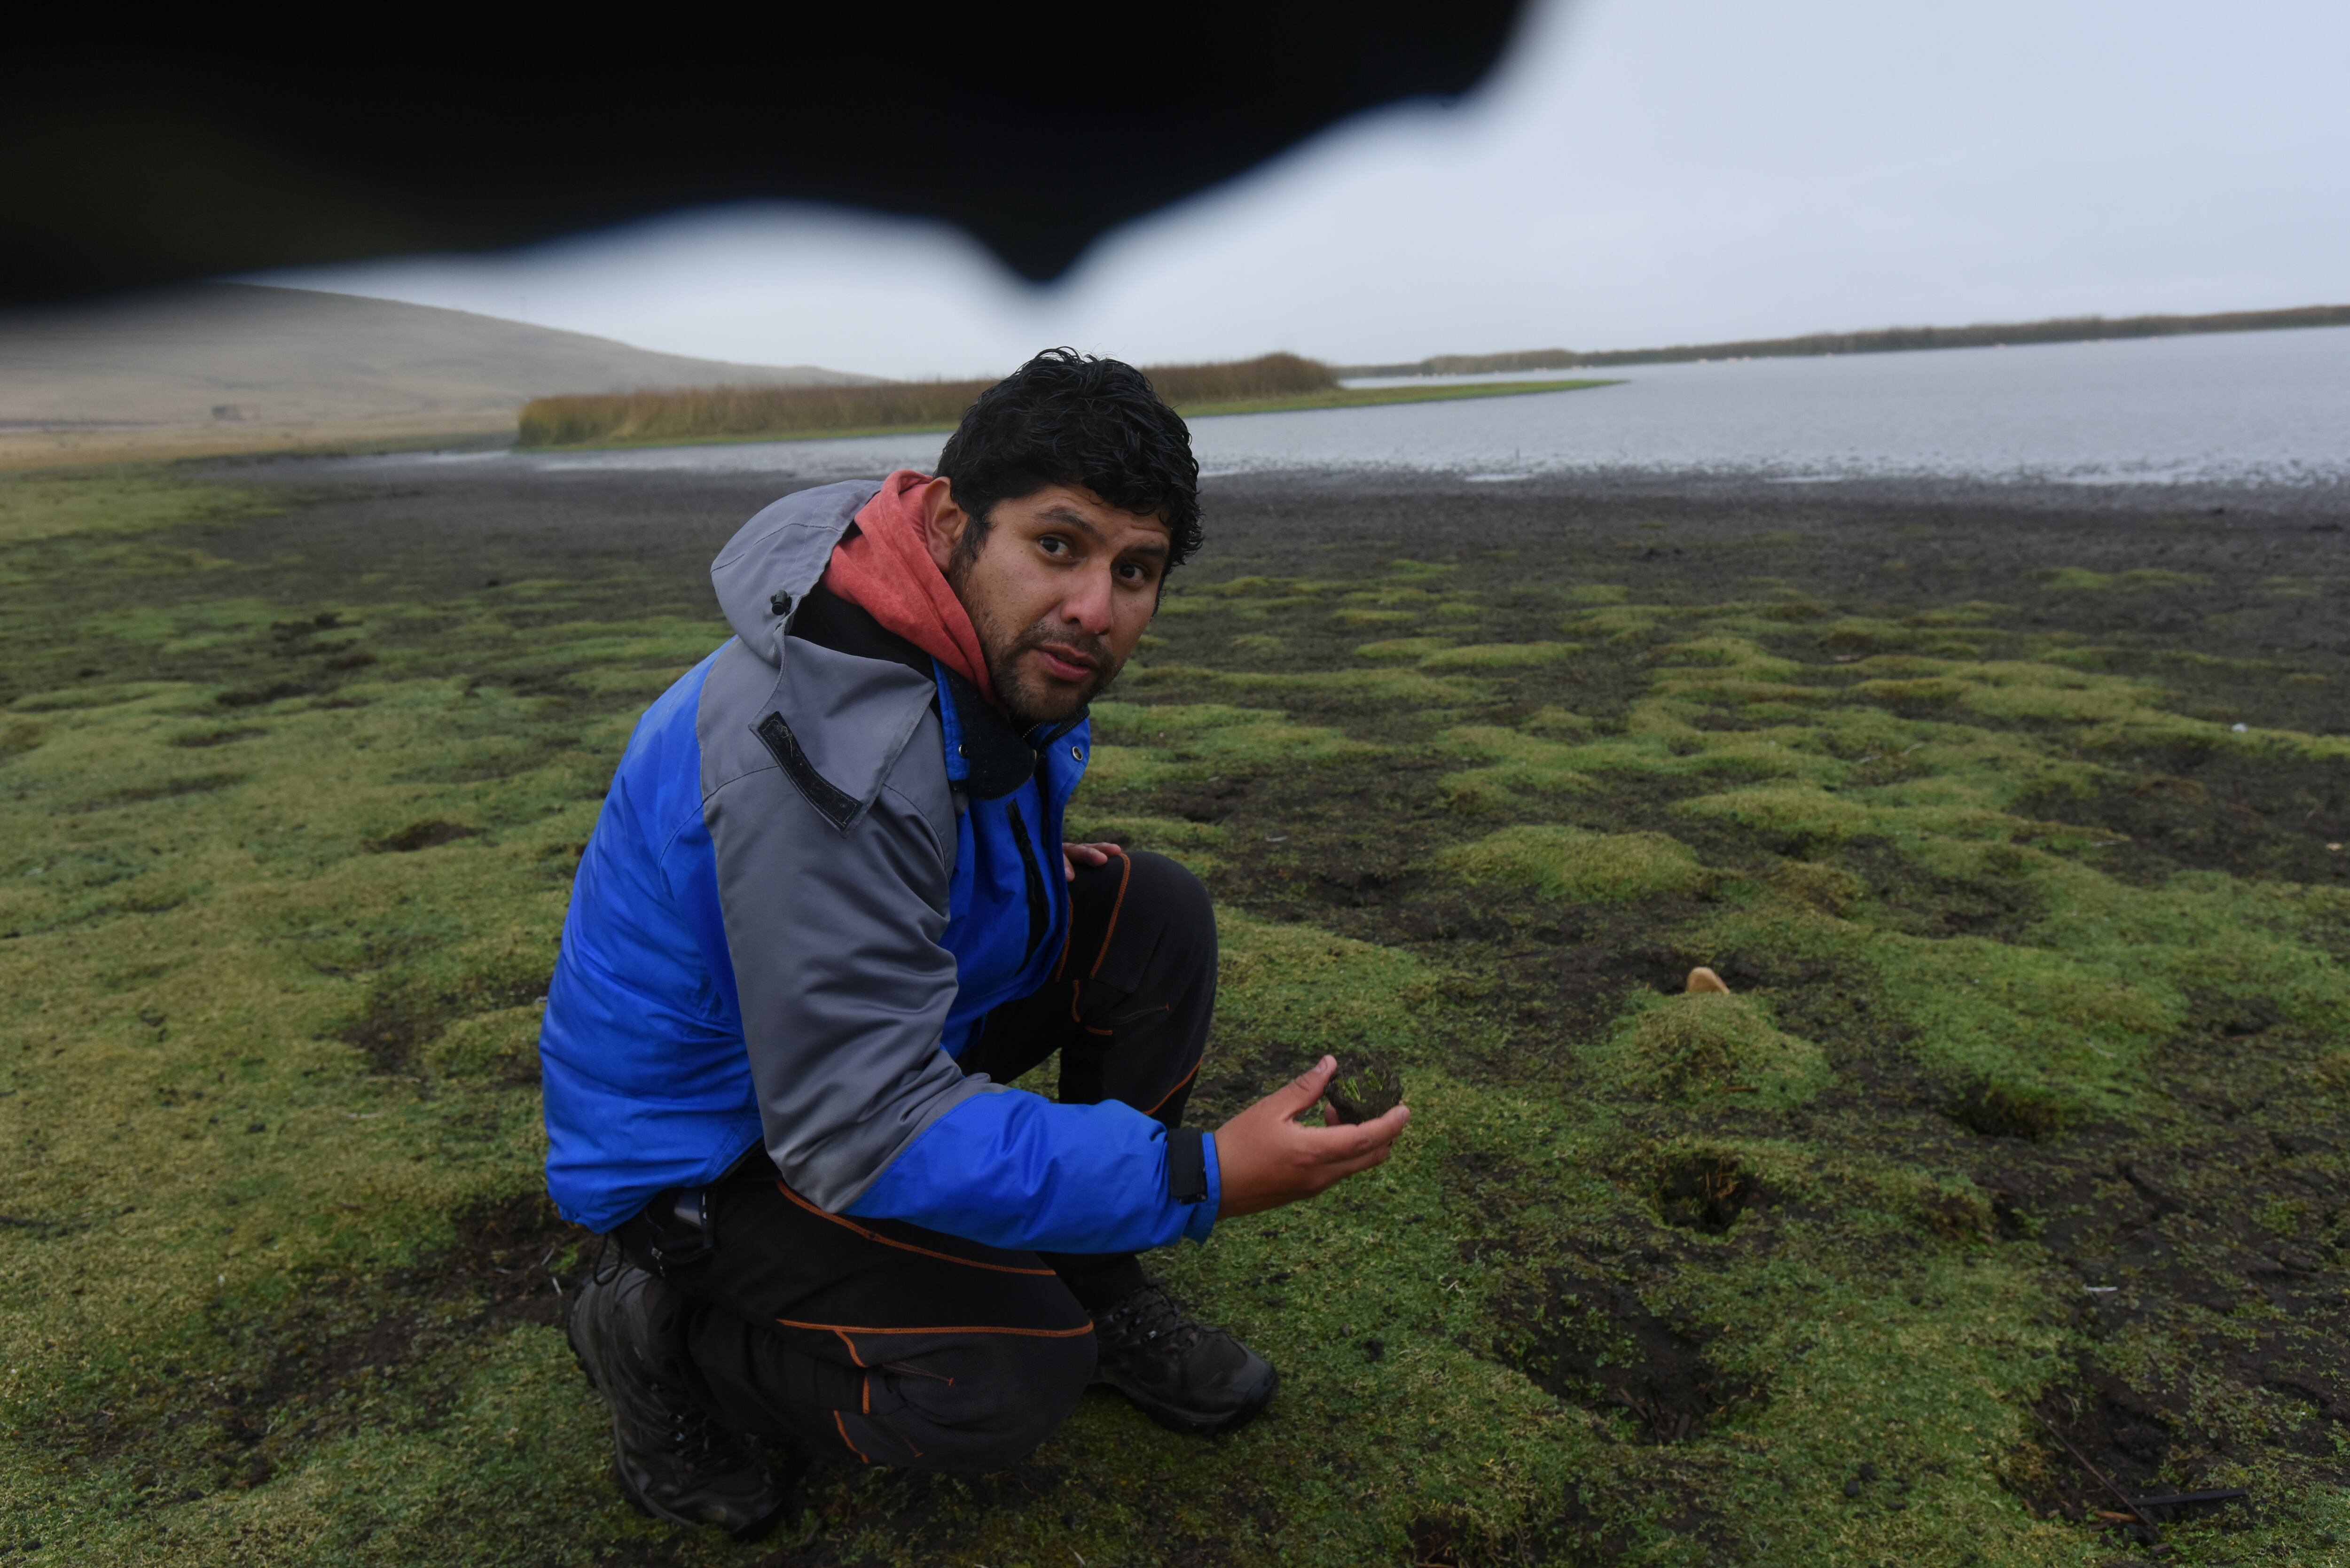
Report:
614,849,1216,1472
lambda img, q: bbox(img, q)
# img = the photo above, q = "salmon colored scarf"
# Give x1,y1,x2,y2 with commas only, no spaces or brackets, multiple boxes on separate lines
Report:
824,470,996,705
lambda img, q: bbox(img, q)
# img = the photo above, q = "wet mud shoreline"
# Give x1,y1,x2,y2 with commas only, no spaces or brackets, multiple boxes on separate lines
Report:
198,456,2350,731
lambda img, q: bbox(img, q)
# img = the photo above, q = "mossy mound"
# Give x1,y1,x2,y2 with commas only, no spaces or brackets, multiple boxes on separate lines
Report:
423,1004,544,1082
1592,991,1828,1105
1418,641,1579,671
1353,635,1453,662
1441,823,1707,902
1060,811,1225,852
1767,858,1868,913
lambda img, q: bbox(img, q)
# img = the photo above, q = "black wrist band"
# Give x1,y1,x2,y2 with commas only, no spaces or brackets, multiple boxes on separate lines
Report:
1167,1126,1209,1205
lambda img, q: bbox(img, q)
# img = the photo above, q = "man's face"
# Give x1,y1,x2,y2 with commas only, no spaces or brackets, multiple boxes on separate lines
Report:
921,480,1169,731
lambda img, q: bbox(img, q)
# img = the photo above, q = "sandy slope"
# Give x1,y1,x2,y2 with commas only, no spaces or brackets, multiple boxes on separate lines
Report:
0,282,875,467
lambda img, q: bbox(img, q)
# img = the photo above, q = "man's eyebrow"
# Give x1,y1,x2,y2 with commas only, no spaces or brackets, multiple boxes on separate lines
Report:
1036,505,1104,540
1036,505,1167,561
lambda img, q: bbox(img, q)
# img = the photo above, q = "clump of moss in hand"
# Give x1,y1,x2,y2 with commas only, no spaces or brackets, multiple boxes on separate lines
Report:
1325,1056,1404,1124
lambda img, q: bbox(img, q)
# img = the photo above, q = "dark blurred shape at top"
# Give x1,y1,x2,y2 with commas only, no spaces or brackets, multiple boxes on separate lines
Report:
3,2,1532,306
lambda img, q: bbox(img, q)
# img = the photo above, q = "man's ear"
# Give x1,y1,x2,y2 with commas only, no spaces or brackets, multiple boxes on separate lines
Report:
915,476,969,575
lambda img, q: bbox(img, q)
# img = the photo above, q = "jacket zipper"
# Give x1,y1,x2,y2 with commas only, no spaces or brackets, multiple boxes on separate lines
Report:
1004,799,1050,961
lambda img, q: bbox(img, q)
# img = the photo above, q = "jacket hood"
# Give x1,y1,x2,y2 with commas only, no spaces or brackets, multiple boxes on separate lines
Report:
710,478,885,666
824,470,996,703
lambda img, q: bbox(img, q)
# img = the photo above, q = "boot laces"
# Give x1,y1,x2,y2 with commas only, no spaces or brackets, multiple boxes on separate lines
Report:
587,1257,752,1475
665,1399,744,1469
1097,1285,1205,1356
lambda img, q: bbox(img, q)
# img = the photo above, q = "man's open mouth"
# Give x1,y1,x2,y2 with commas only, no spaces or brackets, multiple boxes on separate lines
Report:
1032,643,1100,681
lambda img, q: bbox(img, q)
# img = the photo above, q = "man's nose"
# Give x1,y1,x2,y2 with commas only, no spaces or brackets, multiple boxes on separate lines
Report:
1060,565,1118,634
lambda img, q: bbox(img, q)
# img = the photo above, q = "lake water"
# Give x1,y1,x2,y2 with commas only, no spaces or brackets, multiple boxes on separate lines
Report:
430,326,2350,491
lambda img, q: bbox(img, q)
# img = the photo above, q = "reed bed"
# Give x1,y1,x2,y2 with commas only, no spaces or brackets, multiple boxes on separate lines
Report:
517,352,1338,448
1132,351,1332,404
1341,302,2350,377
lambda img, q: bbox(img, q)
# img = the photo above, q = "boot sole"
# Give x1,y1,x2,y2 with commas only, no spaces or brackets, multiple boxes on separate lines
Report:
612,1453,790,1543
1096,1362,1278,1436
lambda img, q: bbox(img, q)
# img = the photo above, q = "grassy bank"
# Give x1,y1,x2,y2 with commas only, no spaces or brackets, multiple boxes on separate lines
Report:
2,468,2346,1566
1342,302,2350,378
516,353,1337,448
516,355,1613,450
0,414,522,475
1175,377,1615,419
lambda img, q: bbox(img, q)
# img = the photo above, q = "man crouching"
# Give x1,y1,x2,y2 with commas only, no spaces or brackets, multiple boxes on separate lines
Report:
540,349,1411,1537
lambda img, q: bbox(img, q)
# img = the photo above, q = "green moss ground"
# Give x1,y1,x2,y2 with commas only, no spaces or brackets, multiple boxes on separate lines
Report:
2,468,2346,1566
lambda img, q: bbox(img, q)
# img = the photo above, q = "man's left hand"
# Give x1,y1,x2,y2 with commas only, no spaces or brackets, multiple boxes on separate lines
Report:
1063,842,1122,882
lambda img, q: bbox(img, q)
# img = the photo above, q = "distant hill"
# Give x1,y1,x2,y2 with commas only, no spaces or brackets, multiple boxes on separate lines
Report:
1339,303,2350,379
0,282,877,467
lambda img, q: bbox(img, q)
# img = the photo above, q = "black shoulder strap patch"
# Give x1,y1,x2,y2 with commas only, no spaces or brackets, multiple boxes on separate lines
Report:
753,711,858,831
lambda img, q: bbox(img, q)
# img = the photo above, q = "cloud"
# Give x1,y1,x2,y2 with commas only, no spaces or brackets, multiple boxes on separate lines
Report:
259,0,2350,381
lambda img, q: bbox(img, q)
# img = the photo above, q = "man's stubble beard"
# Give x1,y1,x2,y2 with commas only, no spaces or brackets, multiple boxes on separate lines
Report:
951,558,1126,732
990,622,1121,731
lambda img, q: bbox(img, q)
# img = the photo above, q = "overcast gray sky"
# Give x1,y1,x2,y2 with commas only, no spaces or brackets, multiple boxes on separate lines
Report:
264,0,2350,382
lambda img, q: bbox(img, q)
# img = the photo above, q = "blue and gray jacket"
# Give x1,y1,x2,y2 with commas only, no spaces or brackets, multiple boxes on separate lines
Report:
539,479,1219,1251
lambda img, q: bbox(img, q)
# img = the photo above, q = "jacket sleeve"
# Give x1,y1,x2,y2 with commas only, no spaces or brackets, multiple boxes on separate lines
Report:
846,1094,1220,1252
704,740,987,1215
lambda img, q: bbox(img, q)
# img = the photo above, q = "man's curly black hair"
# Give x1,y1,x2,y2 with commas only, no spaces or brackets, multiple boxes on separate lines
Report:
937,347,1203,569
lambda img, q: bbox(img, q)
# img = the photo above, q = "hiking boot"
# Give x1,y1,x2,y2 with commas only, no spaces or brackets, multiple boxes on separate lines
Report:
567,1259,788,1539
1091,1282,1277,1435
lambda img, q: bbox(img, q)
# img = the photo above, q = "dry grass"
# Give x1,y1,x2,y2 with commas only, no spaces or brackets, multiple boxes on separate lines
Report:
0,411,515,472
1342,303,2350,377
1132,352,1333,405
516,353,1337,448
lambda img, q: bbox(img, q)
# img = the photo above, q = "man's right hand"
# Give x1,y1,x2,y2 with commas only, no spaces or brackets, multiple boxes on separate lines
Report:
1212,1055,1410,1219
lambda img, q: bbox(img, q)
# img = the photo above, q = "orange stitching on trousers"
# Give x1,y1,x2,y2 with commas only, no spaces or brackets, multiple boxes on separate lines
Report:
834,1410,870,1463
778,1316,1094,1339
1090,849,1133,980
773,1182,1057,1275
1144,1055,1202,1116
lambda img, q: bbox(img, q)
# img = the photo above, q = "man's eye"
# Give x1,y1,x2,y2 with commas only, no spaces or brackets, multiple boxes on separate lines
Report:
1039,536,1069,555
